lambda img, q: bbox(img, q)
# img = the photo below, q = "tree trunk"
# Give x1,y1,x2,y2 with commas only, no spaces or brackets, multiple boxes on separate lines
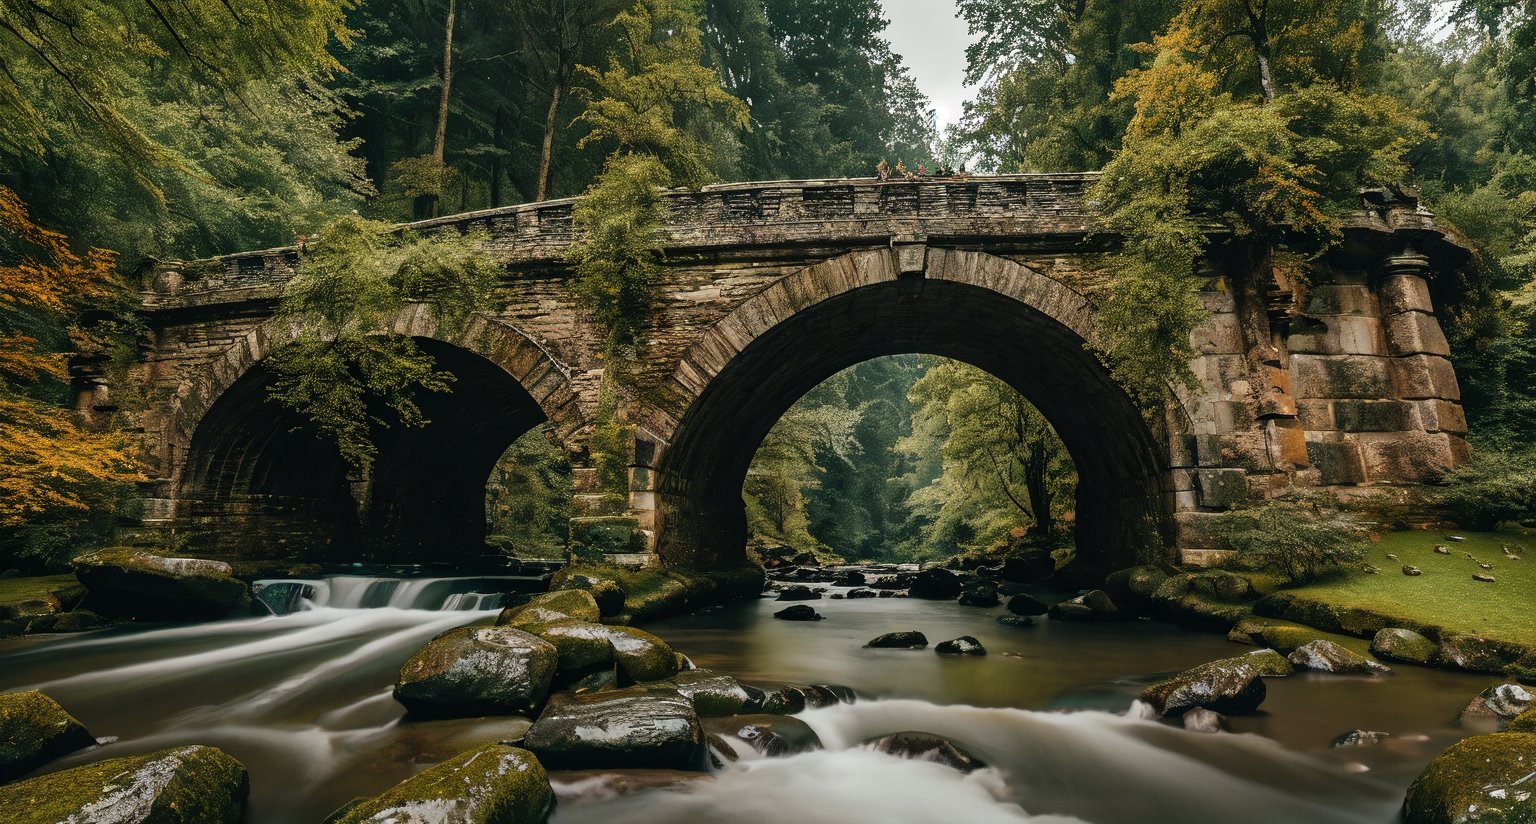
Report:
537,78,562,202
430,0,457,218
1255,48,1276,102
1023,439,1054,537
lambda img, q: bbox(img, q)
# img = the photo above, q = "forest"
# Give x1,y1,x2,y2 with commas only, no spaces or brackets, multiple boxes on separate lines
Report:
4,0,1536,568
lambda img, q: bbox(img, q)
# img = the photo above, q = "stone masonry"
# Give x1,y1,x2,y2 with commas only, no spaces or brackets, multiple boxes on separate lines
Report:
108,174,1470,568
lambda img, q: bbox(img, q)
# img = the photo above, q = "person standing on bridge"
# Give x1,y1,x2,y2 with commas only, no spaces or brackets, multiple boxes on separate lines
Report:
877,158,891,181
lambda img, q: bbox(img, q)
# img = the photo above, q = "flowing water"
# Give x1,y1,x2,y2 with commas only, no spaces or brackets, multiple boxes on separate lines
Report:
0,574,1506,823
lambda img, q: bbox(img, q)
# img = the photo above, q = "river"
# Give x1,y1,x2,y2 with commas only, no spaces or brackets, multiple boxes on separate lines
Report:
0,573,1504,823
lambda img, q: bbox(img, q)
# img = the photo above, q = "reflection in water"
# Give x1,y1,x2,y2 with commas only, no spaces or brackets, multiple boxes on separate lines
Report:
0,578,1506,823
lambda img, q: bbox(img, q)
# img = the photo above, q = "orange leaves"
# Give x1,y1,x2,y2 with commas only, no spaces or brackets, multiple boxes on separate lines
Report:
0,185,118,321
0,397,143,528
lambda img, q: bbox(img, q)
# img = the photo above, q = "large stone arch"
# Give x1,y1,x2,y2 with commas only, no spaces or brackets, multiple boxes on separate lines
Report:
638,247,1191,571
162,307,586,561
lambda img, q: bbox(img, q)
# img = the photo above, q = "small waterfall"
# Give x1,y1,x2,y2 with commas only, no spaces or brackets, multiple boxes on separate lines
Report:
253,576,521,614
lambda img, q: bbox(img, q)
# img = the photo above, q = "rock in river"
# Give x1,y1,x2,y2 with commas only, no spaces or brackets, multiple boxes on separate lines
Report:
957,583,999,607
72,548,250,620
935,636,986,656
1402,732,1536,824
1330,730,1391,748
1182,708,1228,734
1286,640,1391,675
908,568,964,600
497,589,602,625
0,689,96,783
394,626,558,718
1370,628,1439,665
333,744,552,824
524,686,704,770
0,744,248,824
775,585,822,601
1140,659,1266,717
866,631,928,649
1005,593,1051,616
774,605,824,621
868,731,988,772
1458,683,1535,726
705,714,822,764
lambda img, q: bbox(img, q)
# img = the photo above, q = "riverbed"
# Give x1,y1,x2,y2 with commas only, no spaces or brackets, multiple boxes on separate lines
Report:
0,575,1504,823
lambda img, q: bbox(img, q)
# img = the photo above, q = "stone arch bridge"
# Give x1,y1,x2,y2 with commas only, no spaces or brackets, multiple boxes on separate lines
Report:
108,174,1471,570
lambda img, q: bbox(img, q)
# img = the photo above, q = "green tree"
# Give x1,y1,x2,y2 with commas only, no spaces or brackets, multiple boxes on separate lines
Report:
266,215,501,473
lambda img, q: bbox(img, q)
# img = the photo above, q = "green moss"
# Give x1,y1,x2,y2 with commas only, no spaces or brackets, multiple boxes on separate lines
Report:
0,575,78,608
1403,733,1536,824
1236,649,1295,677
553,563,763,625
1507,709,1536,733
0,690,95,782
334,745,551,824
1227,616,1304,645
0,744,249,824
394,627,559,718
498,590,602,625
604,625,680,683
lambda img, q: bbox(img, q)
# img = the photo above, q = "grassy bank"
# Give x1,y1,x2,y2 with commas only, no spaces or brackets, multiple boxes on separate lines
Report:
1280,529,1536,648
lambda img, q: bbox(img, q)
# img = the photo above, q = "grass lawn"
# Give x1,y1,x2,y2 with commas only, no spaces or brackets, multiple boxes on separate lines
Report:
1280,528,1536,647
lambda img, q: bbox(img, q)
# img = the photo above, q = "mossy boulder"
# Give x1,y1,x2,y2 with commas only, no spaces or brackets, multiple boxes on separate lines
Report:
1104,565,1168,603
1459,684,1535,727
1508,708,1536,733
1371,628,1440,665
0,744,248,824
523,620,618,683
1287,640,1391,675
332,744,552,824
0,690,96,782
1435,634,1529,674
497,590,602,626
524,686,704,770
1190,570,1256,602
1257,625,1333,655
1226,616,1298,646
1402,733,1536,824
1140,659,1266,716
1240,649,1294,677
602,625,680,684
394,627,558,718
72,549,249,620
1252,594,1395,638
557,574,627,618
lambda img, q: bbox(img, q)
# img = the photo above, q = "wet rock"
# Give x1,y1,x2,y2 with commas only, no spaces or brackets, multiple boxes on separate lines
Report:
834,570,867,587
957,583,999,607
0,689,96,783
524,687,704,770
1226,616,1281,645
999,554,1055,583
758,687,806,715
1458,684,1535,726
935,636,986,656
996,615,1035,628
1370,628,1439,665
1287,640,1391,675
1006,593,1051,616
569,668,619,696
332,744,551,824
909,568,964,600
1435,634,1527,674
775,585,822,602
602,625,681,684
1402,733,1536,824
497,589,602,625
868,731,988,772
1242,649,1295,677
72,548,250,620
811,684,858,705
866,631,928,649
1330,730,1392,748
525,620,617,677
1402,565,1423,576
774,605,824,621
0,744,248,824
394,627,558,718
1140,660,1266,716
1049,590,1118,621
704,714,821,765
663,670,758,717
846,588,879,599
550,769,714,805
559,575,627,618
1256,625,1332,655
1182,708,1228,734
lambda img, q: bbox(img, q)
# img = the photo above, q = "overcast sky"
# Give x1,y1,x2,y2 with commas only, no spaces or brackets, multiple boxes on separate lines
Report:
879,0,977,128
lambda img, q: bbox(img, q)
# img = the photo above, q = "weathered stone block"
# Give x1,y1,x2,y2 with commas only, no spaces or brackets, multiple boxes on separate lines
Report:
1267,418,1309,468
1287,315,1384,356
1174,511,1229,548
1194,469,1248,508
1293,355,1394,399
1358,433,1463,482
1333,400,1413,432
1297,399,1335,431
1306,438,1367,484
1255,365,1296,418
1211,400,1256,433
1392,354,1461,401
1191,315,1246,355
1385,312,1451,357
1413,399,1468,434
1377,274,1433,315
1305,283,1377,316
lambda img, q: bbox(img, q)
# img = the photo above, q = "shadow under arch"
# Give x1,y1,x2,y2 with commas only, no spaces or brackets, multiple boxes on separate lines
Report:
170,311,584,562
647,248,1186,572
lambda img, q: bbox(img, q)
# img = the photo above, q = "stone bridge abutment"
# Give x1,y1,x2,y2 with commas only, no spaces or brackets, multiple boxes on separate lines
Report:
114,174,1470,569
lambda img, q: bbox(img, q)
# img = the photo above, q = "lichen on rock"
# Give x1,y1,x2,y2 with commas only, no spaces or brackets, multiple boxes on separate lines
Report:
0,744,249,824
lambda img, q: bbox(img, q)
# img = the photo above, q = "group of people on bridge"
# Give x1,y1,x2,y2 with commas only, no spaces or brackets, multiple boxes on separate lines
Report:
876,158,966,181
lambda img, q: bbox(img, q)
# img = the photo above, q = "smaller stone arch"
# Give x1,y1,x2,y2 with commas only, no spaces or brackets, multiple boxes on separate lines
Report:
158,307,587,560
